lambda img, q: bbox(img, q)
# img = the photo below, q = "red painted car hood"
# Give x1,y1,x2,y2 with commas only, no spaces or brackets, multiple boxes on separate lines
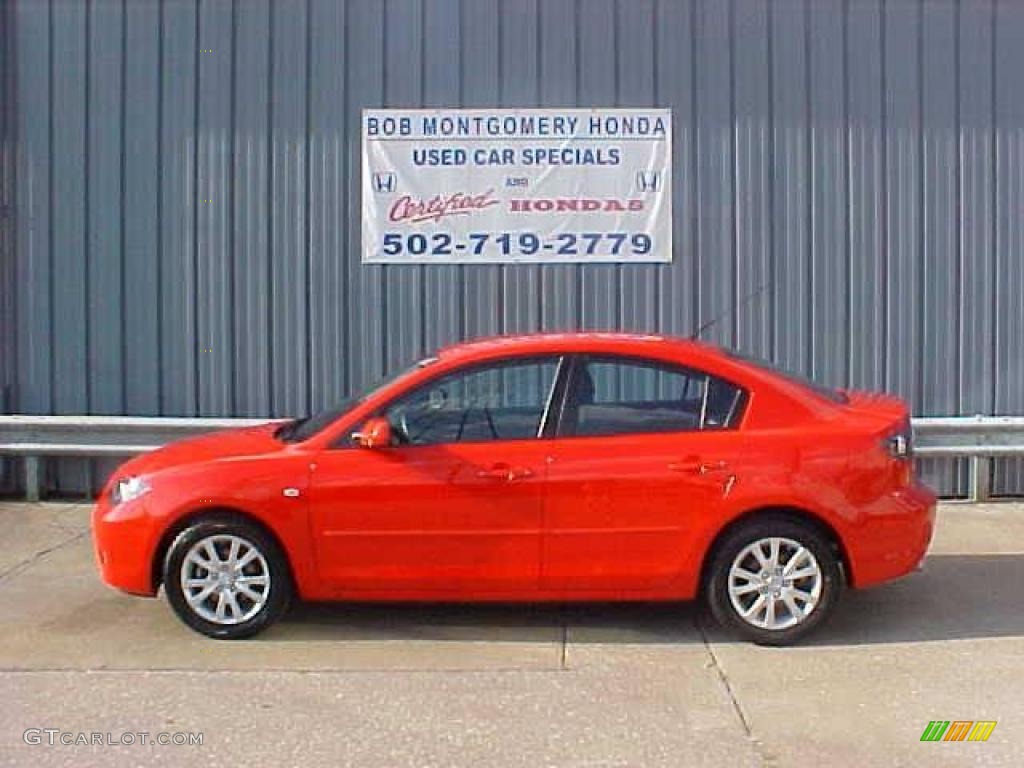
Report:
117,422,285,477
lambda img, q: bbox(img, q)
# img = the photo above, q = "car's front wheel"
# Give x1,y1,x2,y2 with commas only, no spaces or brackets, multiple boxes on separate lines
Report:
706,516,841,645
163,516,292,639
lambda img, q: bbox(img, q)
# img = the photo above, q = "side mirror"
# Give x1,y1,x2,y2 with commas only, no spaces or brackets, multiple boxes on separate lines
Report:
352,417,392,449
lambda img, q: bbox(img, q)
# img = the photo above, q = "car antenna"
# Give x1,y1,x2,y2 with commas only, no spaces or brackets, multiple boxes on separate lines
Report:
688,282,772,341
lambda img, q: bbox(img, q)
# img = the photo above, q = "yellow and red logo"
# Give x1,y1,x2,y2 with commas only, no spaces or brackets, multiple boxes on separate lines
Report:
920,721,997,742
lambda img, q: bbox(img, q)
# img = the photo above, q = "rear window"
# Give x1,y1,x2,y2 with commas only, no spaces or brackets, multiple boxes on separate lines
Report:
559,356,746,437
726,351,849,405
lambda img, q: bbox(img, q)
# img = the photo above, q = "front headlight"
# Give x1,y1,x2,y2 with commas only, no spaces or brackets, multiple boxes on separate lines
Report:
111,476,151,505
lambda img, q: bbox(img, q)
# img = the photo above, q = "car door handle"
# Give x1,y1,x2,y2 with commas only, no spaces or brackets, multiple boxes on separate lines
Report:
477,464,534,481
668,459,729,475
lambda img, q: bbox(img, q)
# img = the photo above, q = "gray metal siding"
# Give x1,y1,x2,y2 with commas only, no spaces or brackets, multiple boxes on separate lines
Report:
0,0,14,490
3,0,1024,495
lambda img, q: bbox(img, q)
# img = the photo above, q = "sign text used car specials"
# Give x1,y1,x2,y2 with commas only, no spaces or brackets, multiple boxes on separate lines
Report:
361,109,672,264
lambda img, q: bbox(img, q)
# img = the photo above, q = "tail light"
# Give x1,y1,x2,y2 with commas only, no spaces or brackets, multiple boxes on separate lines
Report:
883,419,914,484
887,432,910,459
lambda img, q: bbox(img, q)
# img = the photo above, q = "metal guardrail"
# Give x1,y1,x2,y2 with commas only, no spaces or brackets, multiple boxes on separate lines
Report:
2,414,1023,502
911,416,1024,502
0,416,277,501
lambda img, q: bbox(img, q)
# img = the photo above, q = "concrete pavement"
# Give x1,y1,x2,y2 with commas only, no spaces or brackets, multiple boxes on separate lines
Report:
0,501,1021,767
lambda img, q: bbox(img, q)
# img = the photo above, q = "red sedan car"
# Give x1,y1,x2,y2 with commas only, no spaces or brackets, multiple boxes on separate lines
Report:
92,333,935,644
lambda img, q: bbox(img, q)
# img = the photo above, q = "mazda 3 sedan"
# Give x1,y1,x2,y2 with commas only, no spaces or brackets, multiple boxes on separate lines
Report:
92,333,935,644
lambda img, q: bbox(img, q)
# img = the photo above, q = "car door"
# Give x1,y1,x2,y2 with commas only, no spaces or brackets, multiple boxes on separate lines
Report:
308,356,565,594
541,354,749,592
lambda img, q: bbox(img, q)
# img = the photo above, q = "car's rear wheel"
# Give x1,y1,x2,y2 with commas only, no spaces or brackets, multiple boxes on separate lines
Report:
163,516,292,639
706,516,841,645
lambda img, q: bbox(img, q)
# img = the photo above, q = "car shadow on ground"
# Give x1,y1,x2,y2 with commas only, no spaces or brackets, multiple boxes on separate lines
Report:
806,553,1024,646
265,554,1024,646
274,601,697,645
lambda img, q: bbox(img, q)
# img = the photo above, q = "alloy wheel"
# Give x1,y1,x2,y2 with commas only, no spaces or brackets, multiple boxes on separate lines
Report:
179,534,271,625
726,536,823,631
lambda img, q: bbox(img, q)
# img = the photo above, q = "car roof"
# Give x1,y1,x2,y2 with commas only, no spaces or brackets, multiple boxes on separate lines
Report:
435,332,722,362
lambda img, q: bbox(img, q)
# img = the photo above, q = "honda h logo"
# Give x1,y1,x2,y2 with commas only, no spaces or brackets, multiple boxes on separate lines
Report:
372,172,397,194
636,170,662,193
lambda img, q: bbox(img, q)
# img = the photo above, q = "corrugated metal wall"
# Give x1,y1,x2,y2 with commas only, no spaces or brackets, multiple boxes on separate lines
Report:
1,0,17,491
3,0,1023,496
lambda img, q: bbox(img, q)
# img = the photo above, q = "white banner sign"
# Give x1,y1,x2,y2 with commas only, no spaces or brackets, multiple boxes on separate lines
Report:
361,108,672,264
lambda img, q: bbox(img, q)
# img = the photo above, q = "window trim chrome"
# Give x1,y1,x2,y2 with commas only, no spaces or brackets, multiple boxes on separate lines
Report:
698,373,711,429
536,355,568,439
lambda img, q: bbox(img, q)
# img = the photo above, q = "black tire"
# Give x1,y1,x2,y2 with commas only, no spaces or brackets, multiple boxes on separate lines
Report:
162,515,292,639
706,515,841,646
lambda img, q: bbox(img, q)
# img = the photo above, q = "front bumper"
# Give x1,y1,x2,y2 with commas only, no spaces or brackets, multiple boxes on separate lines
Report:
91,492,159,597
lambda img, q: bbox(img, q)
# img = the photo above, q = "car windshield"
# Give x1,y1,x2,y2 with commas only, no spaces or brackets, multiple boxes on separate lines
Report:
275,357,438,443
726,351,849,405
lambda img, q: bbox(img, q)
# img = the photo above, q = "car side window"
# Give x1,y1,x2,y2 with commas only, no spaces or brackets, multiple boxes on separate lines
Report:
385,358,562,446
559,356,745,437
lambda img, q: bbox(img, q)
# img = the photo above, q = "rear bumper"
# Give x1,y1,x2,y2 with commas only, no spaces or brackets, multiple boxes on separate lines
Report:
91,494,159,597
847,482,937,589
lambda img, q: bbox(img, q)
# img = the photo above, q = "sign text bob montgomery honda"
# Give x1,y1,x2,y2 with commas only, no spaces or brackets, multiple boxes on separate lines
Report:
362,109,672,264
